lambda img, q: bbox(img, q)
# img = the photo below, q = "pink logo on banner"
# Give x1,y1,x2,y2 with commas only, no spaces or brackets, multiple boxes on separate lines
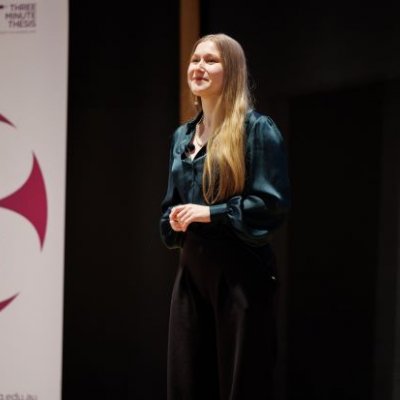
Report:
0,113,15,127
0,113,48,313
0,293,19,312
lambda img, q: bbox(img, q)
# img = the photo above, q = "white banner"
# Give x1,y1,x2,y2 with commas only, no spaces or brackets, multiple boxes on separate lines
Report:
0,1,68,399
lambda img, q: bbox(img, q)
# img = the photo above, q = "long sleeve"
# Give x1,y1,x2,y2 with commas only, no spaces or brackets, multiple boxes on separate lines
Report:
209,114,290,247
160,132,185,249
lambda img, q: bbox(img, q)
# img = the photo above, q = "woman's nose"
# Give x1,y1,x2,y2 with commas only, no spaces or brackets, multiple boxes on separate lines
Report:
195,59,205,70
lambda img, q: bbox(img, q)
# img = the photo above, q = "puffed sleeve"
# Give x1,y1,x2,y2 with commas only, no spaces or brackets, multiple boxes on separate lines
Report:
209,114,290,247
159,132,185,249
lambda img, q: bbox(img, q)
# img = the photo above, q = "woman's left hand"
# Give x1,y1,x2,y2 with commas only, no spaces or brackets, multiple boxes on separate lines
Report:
169,204,211,232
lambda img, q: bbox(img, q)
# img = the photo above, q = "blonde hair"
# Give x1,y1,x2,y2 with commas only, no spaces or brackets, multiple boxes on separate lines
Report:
189,33,252,204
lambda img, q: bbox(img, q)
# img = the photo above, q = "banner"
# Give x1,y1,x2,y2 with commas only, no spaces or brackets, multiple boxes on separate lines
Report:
0,1,68,399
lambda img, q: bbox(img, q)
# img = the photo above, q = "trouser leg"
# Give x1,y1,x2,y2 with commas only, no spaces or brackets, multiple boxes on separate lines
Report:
167,265,219,400
215,256,278,400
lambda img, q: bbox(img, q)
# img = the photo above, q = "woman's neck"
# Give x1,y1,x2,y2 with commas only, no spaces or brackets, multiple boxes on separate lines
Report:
200,97,219,131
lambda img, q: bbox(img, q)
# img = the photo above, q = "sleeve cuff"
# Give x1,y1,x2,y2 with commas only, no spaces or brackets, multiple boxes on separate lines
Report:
209,203,228,223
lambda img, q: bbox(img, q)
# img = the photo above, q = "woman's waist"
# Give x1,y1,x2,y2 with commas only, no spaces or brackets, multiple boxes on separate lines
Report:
185,223,273,255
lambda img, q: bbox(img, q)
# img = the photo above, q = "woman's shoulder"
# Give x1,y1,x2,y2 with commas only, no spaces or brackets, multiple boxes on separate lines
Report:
171,114,200,140
167,114,200,156
245,109,283,143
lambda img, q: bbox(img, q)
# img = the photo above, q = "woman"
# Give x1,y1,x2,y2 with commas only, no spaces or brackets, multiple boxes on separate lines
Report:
160,33,290,400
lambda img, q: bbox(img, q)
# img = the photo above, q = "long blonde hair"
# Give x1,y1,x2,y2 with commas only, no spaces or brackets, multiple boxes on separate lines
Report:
189,33,252,204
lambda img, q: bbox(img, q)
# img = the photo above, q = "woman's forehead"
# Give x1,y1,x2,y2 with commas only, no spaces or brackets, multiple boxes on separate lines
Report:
193,40,220,55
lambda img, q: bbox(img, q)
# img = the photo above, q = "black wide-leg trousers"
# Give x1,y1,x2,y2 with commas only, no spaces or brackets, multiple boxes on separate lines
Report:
167,231,278,400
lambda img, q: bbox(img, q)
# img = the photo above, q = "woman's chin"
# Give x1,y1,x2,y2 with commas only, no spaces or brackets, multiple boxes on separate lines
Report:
190,84,209,96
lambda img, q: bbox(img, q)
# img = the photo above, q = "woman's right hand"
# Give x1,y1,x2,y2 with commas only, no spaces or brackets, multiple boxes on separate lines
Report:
170,218,185,232
169,209,185,232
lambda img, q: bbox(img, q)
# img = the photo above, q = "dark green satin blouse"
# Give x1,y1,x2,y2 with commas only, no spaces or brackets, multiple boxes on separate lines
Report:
160,109,290,250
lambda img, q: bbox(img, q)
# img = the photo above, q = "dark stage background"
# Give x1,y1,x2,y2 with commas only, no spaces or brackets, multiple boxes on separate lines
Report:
63,1,400,399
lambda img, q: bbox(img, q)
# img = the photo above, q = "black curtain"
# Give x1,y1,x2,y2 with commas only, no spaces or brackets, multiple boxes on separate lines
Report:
63,2,179,398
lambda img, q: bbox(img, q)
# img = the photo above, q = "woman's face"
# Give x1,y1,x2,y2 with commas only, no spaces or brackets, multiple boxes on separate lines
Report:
187,40,224,100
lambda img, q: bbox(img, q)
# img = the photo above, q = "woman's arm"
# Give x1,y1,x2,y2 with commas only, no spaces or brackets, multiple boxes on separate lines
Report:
209,114,290,246
159,132,185,249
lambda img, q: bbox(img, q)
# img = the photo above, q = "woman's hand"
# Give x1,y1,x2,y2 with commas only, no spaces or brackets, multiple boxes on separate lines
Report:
169,204,211,232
